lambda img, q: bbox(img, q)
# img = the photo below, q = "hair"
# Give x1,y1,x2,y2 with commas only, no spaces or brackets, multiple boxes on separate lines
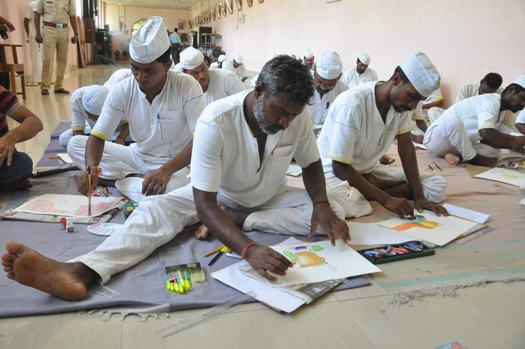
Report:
203,54,211,67
502,83,525,95
175,28,178,32
481,72,503,89
256,55,314,105
389,66,411,85
155,47,173,65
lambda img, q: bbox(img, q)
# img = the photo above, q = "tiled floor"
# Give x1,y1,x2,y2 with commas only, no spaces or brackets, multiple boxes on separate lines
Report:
1,65,525,349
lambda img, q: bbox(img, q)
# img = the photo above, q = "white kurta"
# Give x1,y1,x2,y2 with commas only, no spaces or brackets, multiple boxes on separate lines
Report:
424,93,505,161
67,71,206,201
25,1,42,84
341,67,378,88
70,89,344,284
307,80,348,125
204,68,246,105
318,81,447,218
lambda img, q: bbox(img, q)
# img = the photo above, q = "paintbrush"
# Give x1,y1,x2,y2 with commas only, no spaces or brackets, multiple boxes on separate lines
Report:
87,165,92,216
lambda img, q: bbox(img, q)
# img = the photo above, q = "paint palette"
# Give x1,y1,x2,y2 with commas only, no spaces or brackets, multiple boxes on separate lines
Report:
87,223,123,236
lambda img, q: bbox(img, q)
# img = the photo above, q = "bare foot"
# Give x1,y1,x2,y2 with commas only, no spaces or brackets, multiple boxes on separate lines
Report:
469,154,498,167
194,205,250,240
379,155,395,165
2,241,96,301
445,153,461,166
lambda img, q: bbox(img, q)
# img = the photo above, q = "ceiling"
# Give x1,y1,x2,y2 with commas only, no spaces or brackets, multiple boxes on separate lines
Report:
102,0,204,10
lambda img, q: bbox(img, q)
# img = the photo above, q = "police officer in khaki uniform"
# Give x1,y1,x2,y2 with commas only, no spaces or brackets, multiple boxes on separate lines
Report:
33,0,79,95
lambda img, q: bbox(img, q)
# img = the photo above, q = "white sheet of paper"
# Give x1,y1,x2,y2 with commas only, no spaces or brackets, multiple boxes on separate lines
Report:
211,261,305,313
13,194,123,217
376,212,479,246
474,167,525,187
263,240,381,287
413,142,427,150
58,153,73,164
442,203,491,224
286,165,302,177
346,222,415,245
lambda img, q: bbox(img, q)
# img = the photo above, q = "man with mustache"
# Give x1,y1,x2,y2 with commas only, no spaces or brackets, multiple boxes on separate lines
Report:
318,52,448,219
2,55,349,301
424,76,525,167
67,16,206,202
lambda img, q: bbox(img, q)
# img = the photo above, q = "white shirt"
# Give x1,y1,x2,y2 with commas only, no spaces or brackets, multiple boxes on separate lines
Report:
435,93,505,143
222,58,247,77
516,109,525,124
341,67,378,88
307,80,348,125
424,88,443,105
204,68,246,105
318,81,414,176
92,71,206,161
191,90,320,208
103,69,133,89
69,87,100,131
455,81,504,103
24,1,38,36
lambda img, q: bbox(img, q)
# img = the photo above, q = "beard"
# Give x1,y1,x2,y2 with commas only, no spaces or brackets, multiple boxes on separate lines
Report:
253,98,284,135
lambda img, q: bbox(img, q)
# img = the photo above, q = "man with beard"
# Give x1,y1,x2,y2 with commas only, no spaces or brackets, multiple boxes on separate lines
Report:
424,76,525,167
2,55,349,301
307,51,348,126
341,53,378,88
179,47,246,105
318,52,448,219
67,17,206,202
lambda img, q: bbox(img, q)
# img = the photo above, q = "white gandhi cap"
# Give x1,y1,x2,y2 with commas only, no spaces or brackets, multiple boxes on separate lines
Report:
234,54,243,64
218,55,227,63
358,53,371,65
399,52,440,99
316,51,342,80
129,16,171,64
82,85,109,115
513,75,525,89
304,49,314,59
180,47,204,70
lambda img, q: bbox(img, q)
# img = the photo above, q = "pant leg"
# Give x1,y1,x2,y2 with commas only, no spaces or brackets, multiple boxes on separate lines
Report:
325,176,373,218
242,185,346,236
41,27,58,90
0,150,33,186
29,33,43,83
69,184,198,284
371,164,447,203
424,115,478,161
59,129,74,148
54,28,70,90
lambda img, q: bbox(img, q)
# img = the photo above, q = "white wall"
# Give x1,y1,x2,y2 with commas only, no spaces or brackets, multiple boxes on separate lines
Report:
192,0,525,109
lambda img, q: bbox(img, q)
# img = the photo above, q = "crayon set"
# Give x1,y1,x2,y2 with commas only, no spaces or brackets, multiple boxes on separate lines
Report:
357,241,435,264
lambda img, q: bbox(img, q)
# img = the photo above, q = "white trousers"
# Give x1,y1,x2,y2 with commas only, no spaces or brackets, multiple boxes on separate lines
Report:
424,115,501,161
70,183,345,283
67,135,190,201
326,163,447,218
28,33,43,84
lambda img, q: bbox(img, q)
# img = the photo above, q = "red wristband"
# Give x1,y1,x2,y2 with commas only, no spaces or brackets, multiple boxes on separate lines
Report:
241,242,256,258
514,135,519,144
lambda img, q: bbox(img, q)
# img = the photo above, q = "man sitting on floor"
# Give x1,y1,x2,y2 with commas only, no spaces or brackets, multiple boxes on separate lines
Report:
67,17,206,202
179,47,246,105
455,72,503,103
59,85,130,148
318,52,448,219
423,76,525,167
2,55,349,301
0,85,43,192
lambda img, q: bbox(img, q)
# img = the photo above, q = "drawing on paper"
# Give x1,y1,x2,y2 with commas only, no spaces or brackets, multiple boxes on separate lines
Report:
392,215,439,231
283,245,336,270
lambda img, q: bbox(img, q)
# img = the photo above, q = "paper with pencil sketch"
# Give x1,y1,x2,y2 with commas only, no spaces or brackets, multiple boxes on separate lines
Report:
346,222,415,245
12,194,123,218
247,240,381,287
376,212,479,246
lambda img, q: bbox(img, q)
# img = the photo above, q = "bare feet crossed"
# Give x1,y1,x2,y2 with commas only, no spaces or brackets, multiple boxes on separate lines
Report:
194,205,250,240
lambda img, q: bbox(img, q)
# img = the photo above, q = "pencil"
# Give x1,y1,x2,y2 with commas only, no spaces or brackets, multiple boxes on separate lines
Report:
204,244,226,257
87,166,92,216
428,164,437,174
433,162,443,171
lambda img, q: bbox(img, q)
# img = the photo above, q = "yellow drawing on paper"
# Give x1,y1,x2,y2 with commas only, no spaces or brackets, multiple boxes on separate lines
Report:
392,215,439,231
283,246,336,270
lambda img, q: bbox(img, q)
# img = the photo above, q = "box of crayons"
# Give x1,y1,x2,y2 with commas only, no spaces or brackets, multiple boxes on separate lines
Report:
357,241,435,265
123,202,138,218
164,263,206,294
